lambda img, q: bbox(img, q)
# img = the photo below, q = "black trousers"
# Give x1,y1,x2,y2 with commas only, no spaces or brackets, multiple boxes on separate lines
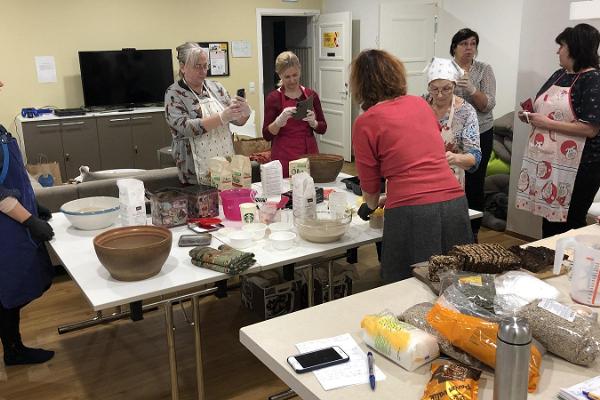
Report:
0,304,21,349
542,162,600,238
465,127,494,239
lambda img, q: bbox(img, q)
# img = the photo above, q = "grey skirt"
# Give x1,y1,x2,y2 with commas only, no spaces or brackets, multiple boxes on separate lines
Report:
381,195,473,283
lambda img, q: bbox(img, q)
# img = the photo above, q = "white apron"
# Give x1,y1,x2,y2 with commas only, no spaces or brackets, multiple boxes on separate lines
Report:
515,73,586,222
439,95,465,188
188,82,234,185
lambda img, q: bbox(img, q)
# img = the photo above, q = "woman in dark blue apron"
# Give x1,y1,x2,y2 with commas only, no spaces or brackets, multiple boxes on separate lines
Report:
0,118,55,366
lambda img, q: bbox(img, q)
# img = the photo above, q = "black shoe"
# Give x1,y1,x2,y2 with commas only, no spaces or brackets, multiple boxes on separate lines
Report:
3,345,54,366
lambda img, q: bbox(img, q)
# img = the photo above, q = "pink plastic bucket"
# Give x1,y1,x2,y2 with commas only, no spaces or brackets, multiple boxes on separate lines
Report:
220,188,255,221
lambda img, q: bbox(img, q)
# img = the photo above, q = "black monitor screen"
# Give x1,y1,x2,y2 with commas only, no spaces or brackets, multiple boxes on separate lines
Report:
78,49,174,108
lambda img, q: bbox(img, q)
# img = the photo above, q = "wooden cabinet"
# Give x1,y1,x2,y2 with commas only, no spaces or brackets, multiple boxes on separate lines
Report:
96,112,171,170
19,109,170,180
21,118,100,180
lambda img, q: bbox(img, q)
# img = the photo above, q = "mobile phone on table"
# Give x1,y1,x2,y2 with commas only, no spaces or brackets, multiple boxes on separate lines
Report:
178,233,212,247
520,98,534,113
236,88,246,98
188,223,219,233
287,346,350,373
292,95,314,120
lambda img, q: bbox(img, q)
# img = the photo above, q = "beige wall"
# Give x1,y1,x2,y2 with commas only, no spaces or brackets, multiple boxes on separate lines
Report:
0,0,322,135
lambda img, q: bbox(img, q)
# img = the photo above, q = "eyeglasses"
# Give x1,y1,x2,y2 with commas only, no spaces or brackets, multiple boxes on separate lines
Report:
193,63,209,70
428,86,454,95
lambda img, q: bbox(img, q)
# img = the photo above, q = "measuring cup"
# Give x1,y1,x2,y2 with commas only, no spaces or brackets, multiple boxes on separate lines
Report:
554,235,600,306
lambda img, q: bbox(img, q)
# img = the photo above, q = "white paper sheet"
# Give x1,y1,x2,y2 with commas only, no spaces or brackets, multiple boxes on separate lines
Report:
35,56,57,83
295,333,386,391
559,375,600,400
232,40,252,58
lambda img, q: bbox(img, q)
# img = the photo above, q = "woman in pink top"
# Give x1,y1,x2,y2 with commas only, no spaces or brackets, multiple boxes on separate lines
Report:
350,49,473,283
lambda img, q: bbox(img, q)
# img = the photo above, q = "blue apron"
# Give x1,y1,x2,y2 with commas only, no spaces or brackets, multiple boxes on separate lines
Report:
0,126,53,309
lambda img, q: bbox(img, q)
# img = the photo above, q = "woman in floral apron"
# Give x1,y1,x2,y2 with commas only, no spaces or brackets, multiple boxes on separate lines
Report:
165,42,250,185
262,51,327,177
426,58,481,189
516,24,600,237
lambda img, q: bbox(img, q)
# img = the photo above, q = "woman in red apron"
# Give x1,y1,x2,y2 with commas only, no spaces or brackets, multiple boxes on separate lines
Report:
262,51,327,177
516,24,600,237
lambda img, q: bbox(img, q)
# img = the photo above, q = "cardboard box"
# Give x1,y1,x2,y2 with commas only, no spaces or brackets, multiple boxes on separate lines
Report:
241,272,303,320
297,264,354,306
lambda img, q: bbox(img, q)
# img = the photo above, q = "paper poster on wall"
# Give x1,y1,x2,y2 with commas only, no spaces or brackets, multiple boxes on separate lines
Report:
197,41,230,76
231,40,252,58
35,56,57,83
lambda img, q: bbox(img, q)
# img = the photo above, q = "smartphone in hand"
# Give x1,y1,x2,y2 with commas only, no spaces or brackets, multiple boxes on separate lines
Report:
292,95,314,120
236,88,246,98
520,98,534,113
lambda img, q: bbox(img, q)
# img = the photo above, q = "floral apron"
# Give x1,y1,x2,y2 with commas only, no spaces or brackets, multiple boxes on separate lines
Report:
439,95,465,188
516,73,585,222
188,82,234,185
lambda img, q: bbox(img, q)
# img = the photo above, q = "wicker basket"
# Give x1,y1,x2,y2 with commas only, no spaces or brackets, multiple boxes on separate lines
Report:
301,153,344,183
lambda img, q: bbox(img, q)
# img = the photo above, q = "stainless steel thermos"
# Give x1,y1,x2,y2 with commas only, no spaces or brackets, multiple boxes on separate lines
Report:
494,316,531,400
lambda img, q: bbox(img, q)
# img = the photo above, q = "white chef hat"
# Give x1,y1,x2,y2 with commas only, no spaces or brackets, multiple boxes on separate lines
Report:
424,57,464,84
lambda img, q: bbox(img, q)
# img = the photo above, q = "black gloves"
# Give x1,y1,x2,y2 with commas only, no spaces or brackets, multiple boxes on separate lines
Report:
37,202,52,221
358,203,375,221
23,215,54,242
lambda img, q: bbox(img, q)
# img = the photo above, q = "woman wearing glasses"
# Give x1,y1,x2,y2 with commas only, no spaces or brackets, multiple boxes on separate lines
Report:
165,42,250,185
426,58,481,188
350,50,473,283
451,28,496,240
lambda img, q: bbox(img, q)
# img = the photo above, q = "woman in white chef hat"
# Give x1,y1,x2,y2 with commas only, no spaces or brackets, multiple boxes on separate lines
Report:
426,57,481,188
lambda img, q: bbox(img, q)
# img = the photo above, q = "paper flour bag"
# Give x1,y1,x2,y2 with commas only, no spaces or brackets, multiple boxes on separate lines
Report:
116,178,146,226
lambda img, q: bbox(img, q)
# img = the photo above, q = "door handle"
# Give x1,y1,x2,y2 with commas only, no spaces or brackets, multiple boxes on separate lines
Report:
109,117,131,122
131,116,152,120
62,121,85,126
65,153,70,161
134,145,139,154
36,123,60,128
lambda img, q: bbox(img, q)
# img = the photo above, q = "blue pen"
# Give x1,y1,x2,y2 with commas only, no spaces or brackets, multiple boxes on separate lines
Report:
367,351,376,390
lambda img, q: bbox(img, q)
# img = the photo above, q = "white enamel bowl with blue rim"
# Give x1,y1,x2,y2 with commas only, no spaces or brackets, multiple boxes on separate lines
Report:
60,196,120,230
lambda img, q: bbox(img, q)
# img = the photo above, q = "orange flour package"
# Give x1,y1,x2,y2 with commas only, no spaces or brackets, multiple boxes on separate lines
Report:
426,303,542,392
421,359,481,400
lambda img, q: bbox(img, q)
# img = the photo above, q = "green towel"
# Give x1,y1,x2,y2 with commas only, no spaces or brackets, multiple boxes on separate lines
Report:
189,244,255,275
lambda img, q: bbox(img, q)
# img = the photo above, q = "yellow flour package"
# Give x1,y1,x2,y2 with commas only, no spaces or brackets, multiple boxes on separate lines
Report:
361,310,439,371
421,359,481,400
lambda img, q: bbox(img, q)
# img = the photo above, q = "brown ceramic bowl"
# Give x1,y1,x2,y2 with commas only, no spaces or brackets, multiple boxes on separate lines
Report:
93,226,172,281
301,153,344,183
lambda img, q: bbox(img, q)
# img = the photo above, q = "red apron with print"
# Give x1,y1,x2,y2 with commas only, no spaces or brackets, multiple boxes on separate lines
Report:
271,86,319,177
515,73,586,222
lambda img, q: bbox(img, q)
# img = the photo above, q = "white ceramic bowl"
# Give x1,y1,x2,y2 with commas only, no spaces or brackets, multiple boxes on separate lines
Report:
60,196,120,230
270,231,296,250
242,223,267,240
269,221,293,232
228,230,253,249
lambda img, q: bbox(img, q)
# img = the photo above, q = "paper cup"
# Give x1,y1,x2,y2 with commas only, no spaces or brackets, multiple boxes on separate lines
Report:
239,202,258,224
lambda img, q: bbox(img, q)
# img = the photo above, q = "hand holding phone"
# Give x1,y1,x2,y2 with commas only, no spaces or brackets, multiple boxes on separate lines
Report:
292,95,314,120
520,98,534,113
236,88,246,98
287,346,350,373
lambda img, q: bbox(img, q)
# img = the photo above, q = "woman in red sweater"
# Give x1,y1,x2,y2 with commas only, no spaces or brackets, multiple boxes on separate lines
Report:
350,49,473,283
262,51,327,177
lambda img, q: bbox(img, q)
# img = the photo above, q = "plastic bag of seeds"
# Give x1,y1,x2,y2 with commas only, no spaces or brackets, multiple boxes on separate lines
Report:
439,271,496,312
517,299,600,366
401,303,487,370
438,284,500,322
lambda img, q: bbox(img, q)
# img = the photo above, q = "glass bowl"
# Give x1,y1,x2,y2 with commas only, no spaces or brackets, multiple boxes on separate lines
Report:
293,210,352,243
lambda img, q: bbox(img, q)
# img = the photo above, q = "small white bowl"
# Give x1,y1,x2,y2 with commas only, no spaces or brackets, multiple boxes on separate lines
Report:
242,223,267,240
228,230,253,249
269,221,293,232
270,231,296,250
60,196,120,230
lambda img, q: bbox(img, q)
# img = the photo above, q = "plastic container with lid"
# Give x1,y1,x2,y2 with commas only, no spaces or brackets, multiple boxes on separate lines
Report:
220,188,255,221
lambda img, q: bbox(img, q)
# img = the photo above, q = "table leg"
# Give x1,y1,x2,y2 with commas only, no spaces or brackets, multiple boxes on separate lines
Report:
327,260,334,302
165,301,179,400
307,265,314,307
192,296,205,400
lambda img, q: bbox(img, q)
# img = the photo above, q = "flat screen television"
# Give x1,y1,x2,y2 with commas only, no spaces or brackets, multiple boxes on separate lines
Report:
78,49,174,109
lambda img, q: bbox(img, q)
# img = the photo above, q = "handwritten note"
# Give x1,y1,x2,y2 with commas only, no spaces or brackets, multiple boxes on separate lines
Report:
295,333,386,391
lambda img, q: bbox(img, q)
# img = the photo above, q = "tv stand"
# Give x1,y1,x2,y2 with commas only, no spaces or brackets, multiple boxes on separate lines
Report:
16,107,171,180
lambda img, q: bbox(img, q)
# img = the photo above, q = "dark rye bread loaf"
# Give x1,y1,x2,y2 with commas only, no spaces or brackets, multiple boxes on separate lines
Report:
508,245,555,273
428,255,461,282
448,243,521,274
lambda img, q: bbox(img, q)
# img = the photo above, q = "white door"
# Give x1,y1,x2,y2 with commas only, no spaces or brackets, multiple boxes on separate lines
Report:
314,11,352,161
379,3,437,96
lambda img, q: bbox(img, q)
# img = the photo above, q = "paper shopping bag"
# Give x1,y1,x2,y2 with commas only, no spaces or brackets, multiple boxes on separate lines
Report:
26,154,63,186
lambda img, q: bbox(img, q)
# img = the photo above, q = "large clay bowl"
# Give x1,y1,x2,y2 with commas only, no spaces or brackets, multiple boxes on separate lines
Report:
93,226,172,281
300,153,344,183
